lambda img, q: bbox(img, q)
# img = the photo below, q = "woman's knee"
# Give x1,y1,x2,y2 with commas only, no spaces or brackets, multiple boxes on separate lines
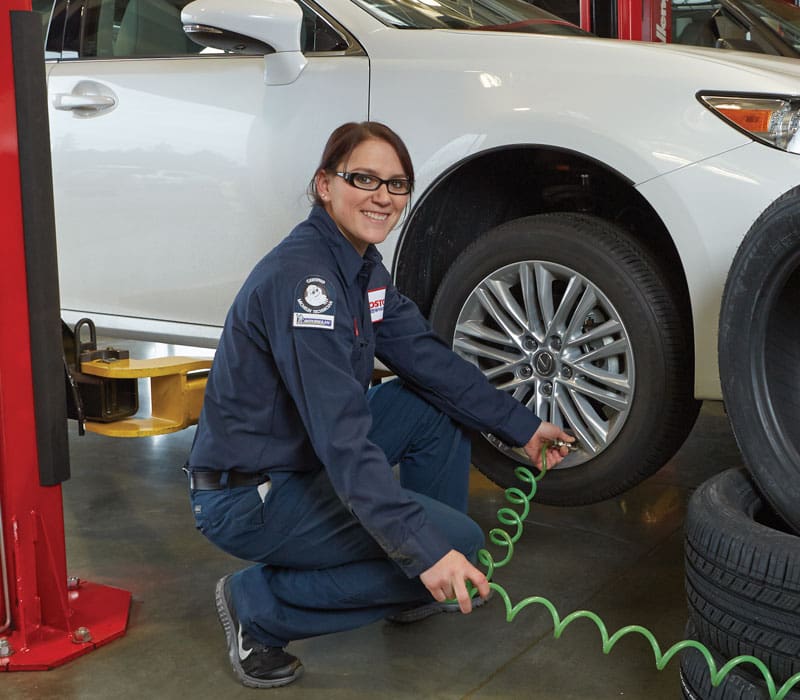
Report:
438,508,485,560
371,380,467,441
367,378,426,416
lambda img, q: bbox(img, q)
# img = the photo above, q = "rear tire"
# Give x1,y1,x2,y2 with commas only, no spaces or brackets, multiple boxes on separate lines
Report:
430,213,699,505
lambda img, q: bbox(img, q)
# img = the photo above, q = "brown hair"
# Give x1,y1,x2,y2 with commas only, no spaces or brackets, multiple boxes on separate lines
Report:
308,121,415,207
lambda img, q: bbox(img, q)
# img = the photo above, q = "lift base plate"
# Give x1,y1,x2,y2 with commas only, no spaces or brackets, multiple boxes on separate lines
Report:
0,581,131,671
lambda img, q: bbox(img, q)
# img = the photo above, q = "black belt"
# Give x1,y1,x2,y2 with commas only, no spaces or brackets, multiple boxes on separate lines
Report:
186,469,268,491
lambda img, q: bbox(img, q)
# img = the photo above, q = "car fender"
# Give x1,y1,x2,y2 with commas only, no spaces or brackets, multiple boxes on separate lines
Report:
362,31,793,189
638,140,800,399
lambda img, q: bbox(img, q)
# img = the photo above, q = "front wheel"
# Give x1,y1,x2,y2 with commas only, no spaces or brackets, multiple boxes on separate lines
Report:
429,213,699,505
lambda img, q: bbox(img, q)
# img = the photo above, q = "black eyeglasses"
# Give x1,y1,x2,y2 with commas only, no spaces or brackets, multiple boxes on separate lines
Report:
336,171,412,196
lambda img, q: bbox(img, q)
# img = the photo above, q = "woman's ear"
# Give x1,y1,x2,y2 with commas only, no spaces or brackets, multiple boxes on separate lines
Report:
315,170,332,202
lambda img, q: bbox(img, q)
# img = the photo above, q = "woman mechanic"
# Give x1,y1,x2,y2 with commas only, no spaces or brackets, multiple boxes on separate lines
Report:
186,121,574,689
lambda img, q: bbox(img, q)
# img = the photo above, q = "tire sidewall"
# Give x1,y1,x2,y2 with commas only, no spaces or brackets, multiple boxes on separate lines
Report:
719,194,800,532
431,213,690,503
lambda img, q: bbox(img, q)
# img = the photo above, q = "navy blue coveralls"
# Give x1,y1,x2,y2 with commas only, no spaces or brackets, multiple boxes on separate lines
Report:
188,206,541,647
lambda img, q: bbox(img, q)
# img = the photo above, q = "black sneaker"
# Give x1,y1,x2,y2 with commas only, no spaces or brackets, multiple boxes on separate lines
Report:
215,575,303,688
386,590,492,624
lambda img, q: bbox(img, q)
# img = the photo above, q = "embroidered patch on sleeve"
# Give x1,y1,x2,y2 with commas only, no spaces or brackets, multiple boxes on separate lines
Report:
293,276,336,330
368,287,386,323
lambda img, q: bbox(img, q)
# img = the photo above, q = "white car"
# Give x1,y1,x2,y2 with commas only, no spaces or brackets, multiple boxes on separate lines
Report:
40,0,800,504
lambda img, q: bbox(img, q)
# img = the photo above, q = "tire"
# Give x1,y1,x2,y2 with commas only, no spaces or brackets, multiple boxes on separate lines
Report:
429,212,699,505
680,622,800,700
718,191,800,532
685,468,800,687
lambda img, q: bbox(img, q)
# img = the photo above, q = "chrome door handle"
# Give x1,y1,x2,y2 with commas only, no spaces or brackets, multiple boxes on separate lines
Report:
52,81,117,116
53,93,116,111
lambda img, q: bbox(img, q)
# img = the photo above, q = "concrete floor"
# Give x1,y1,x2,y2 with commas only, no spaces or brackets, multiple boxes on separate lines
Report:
3,340,745,699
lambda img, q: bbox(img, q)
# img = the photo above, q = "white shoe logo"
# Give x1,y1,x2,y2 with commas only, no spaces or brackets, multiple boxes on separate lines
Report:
237,624,253,660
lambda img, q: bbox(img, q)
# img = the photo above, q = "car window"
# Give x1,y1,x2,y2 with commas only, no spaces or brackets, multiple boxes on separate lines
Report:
673,2,725,47
528,0,581,26
65,0,203,57
672,0,779,53
51,0,346,58
33,0,65,58
32,0,54,45
736,0,800,51
351,0,588,33
299,2,349,51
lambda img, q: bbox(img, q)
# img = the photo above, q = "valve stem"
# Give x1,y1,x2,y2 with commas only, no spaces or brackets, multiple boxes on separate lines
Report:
550,439,579,452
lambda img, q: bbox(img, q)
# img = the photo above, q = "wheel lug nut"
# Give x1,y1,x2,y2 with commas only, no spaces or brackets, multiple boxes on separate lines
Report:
549,336,562,351
523,337,537,351
519,365,533,379
541,381,553,396
561,366,572,379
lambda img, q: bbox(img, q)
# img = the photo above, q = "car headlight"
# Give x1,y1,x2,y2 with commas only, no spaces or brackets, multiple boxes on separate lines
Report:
698,93,800,153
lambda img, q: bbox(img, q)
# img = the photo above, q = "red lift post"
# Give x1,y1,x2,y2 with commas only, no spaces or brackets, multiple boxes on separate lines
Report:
0,1,130,670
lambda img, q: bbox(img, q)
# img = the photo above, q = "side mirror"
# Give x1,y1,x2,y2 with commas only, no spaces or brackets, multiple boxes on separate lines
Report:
181,0,307,84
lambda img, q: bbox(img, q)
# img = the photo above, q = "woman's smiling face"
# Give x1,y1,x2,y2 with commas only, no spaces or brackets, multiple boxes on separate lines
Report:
316,138,410,256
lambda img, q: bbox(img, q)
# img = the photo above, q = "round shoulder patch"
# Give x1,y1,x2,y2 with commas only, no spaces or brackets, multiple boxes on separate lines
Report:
296,276,335,313
293,275,337,330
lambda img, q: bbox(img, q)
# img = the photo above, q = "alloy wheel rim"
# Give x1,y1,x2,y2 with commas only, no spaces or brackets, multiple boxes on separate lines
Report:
452,260,635,469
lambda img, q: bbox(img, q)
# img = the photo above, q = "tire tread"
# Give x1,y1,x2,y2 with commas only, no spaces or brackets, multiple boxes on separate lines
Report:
685,469,800,685
431,212,699,504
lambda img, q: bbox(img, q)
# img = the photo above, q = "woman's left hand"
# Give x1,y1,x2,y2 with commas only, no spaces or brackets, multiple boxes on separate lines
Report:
420,549,490,614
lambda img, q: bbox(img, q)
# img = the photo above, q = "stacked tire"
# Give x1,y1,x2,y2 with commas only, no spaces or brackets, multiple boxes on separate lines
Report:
682,469,800,699
682,192,800,699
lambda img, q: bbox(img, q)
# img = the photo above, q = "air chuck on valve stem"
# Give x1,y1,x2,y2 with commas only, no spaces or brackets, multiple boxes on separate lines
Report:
550,438,579,452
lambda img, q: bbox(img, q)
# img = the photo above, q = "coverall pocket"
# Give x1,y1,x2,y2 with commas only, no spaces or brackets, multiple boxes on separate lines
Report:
191,487,265,540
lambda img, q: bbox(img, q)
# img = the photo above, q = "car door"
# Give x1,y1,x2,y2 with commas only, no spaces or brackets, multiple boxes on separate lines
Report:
45,0,368,343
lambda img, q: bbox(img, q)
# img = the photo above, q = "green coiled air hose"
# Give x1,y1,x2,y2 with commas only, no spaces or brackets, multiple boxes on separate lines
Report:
475,452,800,700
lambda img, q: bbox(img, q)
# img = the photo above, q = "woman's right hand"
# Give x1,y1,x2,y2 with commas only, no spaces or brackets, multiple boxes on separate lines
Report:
523,421,575,470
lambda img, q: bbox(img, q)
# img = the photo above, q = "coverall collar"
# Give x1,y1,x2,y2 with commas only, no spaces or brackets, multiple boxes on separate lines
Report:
310,206,383,284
